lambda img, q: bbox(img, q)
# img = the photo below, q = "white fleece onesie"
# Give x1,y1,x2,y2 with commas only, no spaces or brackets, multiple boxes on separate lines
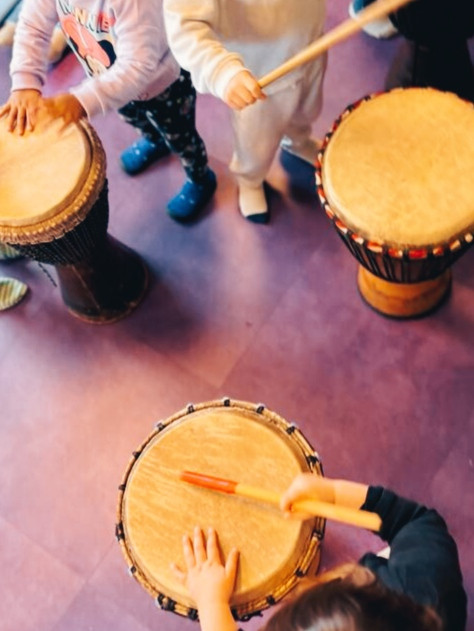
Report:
163,0,327,186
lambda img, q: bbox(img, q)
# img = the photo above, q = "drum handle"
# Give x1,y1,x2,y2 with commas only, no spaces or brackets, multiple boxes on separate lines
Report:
181,471,381,532
258,0,416,89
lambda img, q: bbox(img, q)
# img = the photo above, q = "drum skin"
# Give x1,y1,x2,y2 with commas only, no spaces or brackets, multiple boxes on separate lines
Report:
316,88,474,285
116,398,324,621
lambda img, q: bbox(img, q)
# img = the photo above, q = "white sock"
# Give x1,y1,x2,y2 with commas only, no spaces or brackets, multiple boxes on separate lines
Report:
238,183,268,218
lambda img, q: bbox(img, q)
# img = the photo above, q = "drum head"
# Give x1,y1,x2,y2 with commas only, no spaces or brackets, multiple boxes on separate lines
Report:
321,88,474,247
0,114,91,226
117,399,324,620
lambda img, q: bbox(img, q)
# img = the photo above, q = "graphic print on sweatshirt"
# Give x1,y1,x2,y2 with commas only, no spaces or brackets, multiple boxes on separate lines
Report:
57,0,117,75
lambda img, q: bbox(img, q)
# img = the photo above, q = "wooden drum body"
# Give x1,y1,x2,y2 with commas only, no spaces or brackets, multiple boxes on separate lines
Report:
316,88,474,318
116,398,324,621
0,116,148,323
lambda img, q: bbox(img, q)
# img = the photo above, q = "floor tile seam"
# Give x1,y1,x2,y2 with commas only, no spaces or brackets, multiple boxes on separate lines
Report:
143,340,221,390
0,514,86,631
49,578,154,631
5,514,83,575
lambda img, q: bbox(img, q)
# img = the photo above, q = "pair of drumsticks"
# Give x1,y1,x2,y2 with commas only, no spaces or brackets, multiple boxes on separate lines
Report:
181,470,382,532
259,0,415,89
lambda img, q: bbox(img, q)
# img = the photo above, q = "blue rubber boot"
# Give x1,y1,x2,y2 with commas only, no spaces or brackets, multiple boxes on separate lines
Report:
167,169,217,222
120,137,170,175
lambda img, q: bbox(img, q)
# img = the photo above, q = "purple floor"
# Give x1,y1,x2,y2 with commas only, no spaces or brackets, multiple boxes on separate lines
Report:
1,2,473,630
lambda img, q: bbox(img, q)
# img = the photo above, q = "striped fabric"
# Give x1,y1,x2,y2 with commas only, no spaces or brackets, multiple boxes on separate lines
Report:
0,243,22,260
0,277,28,311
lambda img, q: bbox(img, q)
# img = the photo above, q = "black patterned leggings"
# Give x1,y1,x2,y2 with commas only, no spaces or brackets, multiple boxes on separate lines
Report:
118,70,209,182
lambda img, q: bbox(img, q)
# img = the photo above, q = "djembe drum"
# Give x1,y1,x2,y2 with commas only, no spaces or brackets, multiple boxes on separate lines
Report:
116,398,324,621
316,88,474,318
0,115,148,323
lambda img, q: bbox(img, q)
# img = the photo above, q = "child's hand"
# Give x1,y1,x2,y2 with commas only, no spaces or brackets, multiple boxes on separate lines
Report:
223,70,266,110
171,526,239,610
42,94,87,130
281,475,369,518
280,473,336,518
0,89,42,135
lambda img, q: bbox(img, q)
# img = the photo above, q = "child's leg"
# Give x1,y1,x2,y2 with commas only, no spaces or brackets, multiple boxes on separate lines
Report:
280,57,327,165
230,89,300,222
143,70,216,221
118,101,171,175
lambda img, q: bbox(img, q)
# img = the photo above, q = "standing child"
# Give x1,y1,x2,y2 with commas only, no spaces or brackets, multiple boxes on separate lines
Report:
172,474,467,631
163,0,327,223
0,0,216,222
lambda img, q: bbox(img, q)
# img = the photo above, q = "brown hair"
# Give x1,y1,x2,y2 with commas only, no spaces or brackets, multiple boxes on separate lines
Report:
262,564,441,631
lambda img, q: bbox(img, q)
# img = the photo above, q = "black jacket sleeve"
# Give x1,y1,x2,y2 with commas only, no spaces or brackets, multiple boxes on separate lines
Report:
358,486,467,631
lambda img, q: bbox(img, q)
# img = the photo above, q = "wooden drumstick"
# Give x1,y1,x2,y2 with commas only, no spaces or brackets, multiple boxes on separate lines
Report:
258,0,416,89
180,470,382,532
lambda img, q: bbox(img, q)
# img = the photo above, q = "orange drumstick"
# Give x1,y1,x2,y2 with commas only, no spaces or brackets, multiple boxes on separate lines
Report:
180,471,381,532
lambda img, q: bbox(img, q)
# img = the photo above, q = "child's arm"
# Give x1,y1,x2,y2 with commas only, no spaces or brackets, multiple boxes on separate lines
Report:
163,0,265,107
280,474,369,517
9,0,58,96
171,526,239,631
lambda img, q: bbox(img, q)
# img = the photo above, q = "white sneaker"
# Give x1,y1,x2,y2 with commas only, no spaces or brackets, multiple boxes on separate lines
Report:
238,183,269,224
348,0,398,40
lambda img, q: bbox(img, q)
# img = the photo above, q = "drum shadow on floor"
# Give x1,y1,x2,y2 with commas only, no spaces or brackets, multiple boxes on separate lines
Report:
279,149,319,205
118,263,202,347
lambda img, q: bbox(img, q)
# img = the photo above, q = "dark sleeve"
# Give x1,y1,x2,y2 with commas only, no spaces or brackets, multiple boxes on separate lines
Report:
358,486,467,631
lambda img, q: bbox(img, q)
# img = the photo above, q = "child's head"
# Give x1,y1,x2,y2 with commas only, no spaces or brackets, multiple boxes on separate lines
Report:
262,564,441,631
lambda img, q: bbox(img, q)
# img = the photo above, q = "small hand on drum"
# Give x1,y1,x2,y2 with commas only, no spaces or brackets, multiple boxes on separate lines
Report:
42,93,87,131
0,88,42,134
171,526,240,611
0,90,86,134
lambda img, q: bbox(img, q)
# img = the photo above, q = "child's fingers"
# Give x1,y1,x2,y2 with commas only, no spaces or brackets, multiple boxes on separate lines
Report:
182,534,196,568
280,474,319,512
6,108,17,132
225,548,240,582
193,526,207,564
26,109,37,132
206,527,220,563
14,107,27,136
170,562,186,583
282,507,313,521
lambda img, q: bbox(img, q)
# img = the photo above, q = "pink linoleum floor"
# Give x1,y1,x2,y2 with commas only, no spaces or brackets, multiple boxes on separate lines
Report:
1,2,474,630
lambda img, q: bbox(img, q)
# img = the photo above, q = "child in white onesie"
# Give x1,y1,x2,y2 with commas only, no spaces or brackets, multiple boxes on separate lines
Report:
163,0,327,223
